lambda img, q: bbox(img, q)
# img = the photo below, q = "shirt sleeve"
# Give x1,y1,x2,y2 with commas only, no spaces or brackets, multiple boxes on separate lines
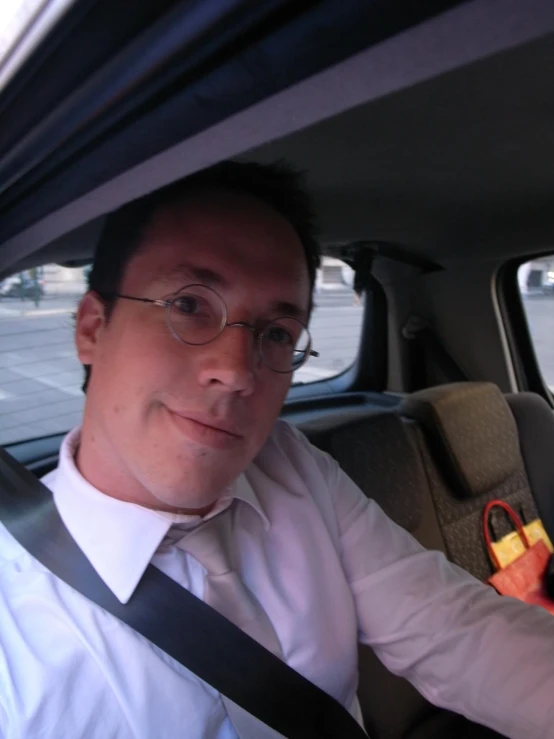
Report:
0,673,7,737
303,430,554,739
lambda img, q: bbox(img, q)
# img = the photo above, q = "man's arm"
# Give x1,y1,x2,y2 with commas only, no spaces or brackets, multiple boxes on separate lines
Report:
0,670,8,737
314,435,554,739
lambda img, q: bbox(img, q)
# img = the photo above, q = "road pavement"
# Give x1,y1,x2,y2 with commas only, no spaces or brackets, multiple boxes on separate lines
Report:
0,290,552,446
0,296,84,444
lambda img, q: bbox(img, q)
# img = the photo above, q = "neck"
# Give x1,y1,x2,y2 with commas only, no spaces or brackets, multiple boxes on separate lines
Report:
74,421,219,516
152,502,217,517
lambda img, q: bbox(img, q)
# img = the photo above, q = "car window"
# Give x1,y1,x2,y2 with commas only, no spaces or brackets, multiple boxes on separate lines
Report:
0,264,87,445
517,257,554,390
0,258,363,444
292,258,363,385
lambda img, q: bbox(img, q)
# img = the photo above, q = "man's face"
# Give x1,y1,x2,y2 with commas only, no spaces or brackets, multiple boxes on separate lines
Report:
76,190,311,511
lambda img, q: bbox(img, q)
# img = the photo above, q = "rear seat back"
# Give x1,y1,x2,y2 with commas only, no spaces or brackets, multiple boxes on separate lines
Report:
400,383,539,581
300,381,552,739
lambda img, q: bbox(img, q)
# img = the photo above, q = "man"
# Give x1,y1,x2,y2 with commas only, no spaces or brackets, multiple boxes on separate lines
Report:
0,161,553,739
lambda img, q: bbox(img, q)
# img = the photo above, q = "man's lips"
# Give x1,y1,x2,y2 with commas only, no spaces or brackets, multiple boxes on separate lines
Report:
166,408,244,447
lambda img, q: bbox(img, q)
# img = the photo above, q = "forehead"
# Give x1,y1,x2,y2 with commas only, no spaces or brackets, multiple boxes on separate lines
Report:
124,190,310,302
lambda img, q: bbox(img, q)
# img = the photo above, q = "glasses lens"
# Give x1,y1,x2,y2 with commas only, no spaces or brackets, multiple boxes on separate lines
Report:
168,285,225,345
261,318,311,373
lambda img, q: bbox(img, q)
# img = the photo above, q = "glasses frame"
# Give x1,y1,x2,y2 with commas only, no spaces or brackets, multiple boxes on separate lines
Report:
100,284,319,374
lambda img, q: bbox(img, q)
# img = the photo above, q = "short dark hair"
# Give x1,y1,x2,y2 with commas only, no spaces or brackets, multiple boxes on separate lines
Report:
82,160,321,392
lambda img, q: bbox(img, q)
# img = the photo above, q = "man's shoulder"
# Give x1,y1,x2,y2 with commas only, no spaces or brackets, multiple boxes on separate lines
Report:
268,417,303,442
0,520,29,570
252,420,346,550
254,419,337,493
263,418,319,462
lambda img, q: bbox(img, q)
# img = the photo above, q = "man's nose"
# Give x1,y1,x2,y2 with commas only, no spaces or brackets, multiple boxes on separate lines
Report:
197,325,257,395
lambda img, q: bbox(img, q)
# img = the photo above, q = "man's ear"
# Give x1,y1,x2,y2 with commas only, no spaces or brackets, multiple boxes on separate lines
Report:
75,292,107,365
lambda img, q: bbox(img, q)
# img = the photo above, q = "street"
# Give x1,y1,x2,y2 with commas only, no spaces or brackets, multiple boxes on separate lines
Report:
0,296,84,445
0,290,552,446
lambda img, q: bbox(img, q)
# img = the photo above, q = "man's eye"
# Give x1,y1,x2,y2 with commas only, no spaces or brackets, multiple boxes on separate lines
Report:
266,325,294,346
173,296,204,315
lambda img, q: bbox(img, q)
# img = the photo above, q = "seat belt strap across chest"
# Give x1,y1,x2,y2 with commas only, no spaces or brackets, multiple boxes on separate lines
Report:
0,447,367,739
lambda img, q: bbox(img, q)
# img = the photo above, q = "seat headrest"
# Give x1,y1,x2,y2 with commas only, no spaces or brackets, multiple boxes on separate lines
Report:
400,382,521,498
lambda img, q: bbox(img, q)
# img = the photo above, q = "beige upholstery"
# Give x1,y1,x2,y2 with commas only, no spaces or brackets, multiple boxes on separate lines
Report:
304,382,534,739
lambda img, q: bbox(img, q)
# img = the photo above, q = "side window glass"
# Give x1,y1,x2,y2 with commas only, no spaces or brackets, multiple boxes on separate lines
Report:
0,264,89,445
518,258,554,389
0,258,364,441
293,257,364,384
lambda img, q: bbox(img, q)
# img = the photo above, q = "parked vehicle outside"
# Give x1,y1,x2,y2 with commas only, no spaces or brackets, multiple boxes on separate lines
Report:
0,271,44,303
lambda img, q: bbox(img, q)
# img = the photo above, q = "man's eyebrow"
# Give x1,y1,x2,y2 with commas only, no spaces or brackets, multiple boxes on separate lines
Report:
272,301,308,323
157,263,229,288
157,263,307,321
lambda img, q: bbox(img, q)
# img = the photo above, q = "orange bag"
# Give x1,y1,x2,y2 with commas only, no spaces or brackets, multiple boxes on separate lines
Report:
489,517,553,568
483,500,554,614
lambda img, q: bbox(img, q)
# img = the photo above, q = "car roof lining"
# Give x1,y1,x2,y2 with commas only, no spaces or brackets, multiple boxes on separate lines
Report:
2,0,554,278
249,31,554,264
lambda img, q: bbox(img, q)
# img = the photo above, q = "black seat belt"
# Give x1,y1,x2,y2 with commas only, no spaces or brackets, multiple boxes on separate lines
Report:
415,327,467,382
0,446,367,739
403,315,468,390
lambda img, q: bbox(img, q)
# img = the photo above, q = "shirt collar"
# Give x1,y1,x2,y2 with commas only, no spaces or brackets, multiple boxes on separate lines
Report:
49,428,269,604
233,471,270,531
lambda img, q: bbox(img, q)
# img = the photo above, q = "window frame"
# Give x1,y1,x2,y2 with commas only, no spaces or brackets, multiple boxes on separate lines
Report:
497,255,554,404
286,272,387,403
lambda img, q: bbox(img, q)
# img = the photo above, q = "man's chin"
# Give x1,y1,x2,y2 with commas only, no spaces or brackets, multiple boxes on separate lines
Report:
144,492,216,515
139,437,249,512
147,475,232,515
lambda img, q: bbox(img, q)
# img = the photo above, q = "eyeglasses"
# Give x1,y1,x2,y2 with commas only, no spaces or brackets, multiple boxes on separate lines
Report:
102,284,319,374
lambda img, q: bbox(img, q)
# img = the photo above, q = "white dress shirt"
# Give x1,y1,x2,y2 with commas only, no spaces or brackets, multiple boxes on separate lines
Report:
1,420,554,739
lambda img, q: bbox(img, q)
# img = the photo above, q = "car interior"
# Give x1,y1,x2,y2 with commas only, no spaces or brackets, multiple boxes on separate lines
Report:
2,1,554,737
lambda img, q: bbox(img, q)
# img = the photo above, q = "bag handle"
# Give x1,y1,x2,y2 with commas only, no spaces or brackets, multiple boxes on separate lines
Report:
483,499,531,571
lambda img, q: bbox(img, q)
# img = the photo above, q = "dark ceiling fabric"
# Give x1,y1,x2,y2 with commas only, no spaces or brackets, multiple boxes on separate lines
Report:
400,383,522,498
247,25,554,260
0,0,468,245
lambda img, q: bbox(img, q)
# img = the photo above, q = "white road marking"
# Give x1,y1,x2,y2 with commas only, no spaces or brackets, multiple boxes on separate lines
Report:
34,375,82,397
0,306,73,318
